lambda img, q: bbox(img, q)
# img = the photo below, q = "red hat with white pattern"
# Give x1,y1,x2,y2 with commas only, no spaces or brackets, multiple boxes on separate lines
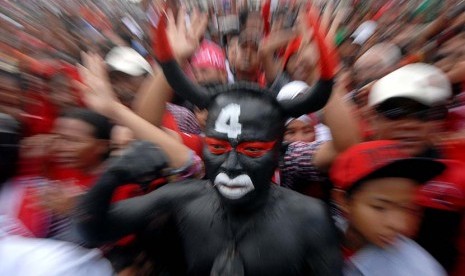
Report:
330,140,445,191
191,40,226,72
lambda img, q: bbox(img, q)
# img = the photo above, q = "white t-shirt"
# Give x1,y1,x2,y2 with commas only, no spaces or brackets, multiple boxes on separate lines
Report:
345,236,446,276
0,233,114,276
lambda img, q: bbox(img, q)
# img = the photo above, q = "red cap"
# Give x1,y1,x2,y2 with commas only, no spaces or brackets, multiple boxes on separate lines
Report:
191,40,226,72
415,160,465,212
330,140,445,190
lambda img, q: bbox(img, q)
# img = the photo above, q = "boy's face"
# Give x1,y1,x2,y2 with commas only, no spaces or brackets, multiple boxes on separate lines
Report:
244,13,264,33
284,119,315,143
286,44,318,84
371,114,432,156
109,72,144,107
235,41,260,75
346,177,422,248
51,118,108,172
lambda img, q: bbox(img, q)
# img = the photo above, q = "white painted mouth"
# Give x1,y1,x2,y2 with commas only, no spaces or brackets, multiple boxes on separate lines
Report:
214,173,254,200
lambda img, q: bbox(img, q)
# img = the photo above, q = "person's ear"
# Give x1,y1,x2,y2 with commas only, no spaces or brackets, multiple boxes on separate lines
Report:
366,107,379,135
97,139,111,158
332,188,350,215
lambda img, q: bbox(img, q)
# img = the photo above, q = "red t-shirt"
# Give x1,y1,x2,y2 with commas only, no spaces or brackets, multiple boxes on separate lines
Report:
162,110,203,158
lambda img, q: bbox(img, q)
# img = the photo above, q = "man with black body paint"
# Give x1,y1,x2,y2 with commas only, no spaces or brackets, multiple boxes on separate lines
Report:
78,86,342,275
77,7,342,276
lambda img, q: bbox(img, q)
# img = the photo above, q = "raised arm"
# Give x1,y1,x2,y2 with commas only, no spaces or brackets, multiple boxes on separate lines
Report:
76,141,169,244
132,69,172,127
279,7,337,117
313,83,361,171
77,52,190,169
308,5,360,171
258,30,298,84
446,60,465,84
133,8,208,126
285,8,361,171
77,141,201,245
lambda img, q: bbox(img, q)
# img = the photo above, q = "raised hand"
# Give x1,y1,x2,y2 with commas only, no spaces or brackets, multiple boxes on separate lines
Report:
150,5,211,109
107,140,169,184
77,52,120,118
261,0,271,35
303,3,339,80
154,6,208,63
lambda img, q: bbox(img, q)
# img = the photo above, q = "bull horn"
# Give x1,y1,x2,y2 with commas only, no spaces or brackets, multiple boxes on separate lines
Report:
152,9,211,109
280,7,337,117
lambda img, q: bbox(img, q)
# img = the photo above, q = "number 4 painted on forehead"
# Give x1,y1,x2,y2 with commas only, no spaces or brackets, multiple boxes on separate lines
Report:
215,103,242,139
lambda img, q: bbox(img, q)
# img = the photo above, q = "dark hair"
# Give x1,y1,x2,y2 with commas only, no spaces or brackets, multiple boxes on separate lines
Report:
60,108,113,140
239,9,249,29
210,81,280,105
415,209,462,272
345,179,369,199
0,114,21,184
0,70,23,90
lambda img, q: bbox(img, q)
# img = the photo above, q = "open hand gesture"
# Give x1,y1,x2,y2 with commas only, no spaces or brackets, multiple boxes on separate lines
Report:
77,52,120,118
165,7,208,61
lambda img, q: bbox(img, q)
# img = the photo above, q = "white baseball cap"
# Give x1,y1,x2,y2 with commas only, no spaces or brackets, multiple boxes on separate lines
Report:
277,81,313,126
369,63,452,107
105,47,153,77
276,81,309,101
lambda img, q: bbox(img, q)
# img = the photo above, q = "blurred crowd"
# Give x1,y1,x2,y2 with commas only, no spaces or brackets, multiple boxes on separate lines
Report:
1,0,465,275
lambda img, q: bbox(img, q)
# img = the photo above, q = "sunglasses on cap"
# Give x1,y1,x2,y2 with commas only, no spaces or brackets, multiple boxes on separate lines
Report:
375,104,448,121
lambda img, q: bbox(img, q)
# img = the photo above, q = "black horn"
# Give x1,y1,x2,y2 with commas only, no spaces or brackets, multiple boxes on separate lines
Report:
280,8,337,117
159,61,212,109
152,9,212,109
280,79,333,117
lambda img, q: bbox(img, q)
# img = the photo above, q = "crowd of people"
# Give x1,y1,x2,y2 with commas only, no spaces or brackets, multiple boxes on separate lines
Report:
1,0,465,275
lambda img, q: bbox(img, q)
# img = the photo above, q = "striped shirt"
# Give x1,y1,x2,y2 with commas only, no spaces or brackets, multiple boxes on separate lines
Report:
166,103,201,135
280,141,326,189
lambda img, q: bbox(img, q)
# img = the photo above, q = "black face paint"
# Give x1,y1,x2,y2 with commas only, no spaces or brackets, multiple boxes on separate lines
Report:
203,92,285,205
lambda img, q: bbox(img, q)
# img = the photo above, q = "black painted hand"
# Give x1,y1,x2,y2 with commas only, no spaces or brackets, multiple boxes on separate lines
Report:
107,140,169,185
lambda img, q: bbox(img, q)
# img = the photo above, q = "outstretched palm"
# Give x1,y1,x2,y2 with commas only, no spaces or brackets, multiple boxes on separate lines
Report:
166,7,208,61
77,52,120,117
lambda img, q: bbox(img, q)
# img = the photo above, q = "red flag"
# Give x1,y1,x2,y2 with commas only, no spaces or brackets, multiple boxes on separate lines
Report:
262,0,271,36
